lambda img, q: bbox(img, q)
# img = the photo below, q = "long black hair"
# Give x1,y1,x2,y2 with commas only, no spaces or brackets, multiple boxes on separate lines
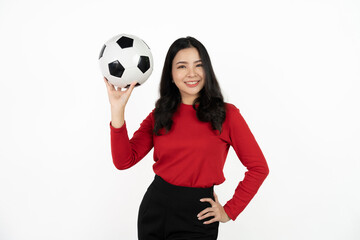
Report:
153,36,226,135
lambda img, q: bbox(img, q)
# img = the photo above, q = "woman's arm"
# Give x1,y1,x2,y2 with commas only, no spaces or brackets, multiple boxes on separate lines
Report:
104,77,153,169
223,105,270,221
110,111,154,170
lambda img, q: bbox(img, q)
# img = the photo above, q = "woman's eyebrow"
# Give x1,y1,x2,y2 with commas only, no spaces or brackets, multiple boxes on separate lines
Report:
175,60,202,65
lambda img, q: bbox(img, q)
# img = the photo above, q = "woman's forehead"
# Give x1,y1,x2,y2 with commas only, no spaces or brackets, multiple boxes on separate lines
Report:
173,48,201,62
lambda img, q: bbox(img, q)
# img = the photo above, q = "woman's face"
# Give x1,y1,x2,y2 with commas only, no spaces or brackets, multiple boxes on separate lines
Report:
171,47,205,104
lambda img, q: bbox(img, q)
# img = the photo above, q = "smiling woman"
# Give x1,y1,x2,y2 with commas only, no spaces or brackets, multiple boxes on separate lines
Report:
154,37,226,136
104,36,269,240
171,48,205,104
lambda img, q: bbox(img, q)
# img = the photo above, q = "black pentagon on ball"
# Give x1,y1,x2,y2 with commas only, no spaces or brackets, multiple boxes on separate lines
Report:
137,56,150,73
108,60,125,78
99,44,106,59
116,36,133,48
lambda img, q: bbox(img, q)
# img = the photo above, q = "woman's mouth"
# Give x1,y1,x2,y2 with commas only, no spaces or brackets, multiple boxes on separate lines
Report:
185,80,200,87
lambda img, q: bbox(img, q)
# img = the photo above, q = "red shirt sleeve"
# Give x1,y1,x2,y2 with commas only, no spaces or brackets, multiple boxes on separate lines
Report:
109,111,154,170
223,105,269,221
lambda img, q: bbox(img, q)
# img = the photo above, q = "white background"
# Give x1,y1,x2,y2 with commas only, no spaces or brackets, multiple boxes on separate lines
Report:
0,0,359,239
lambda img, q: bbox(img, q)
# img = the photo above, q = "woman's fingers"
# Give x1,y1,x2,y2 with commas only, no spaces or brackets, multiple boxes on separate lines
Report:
200,198,215,205
104,78,137,95
197,207,213,218
203,217,218,225
197,207,220,225
122,81,137,97
197,194,230,224
127,81,138,94
104,78,138,107
104,77,115,91
198,211,215,220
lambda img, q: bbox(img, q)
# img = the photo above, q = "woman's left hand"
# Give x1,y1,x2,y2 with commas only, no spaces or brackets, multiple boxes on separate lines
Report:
197,191,231,224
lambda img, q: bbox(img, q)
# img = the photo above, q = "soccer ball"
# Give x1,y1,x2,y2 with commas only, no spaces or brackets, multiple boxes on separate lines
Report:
98,34,154,88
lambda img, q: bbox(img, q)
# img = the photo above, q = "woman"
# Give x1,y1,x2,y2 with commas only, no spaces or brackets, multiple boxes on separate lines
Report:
104,36,269,240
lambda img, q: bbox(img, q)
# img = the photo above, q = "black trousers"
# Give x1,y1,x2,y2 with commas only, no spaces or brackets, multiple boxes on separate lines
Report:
138,175,219,240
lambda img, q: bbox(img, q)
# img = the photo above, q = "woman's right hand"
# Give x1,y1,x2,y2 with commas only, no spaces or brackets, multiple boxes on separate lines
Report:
103,77,137,110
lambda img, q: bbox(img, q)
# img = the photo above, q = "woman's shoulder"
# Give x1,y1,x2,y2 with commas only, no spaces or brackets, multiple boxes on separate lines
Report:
224,102,240,113
223,102,243,125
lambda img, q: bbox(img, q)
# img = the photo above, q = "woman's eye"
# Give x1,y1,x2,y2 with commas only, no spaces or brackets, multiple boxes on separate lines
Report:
196,64,203,67
177,65,185,69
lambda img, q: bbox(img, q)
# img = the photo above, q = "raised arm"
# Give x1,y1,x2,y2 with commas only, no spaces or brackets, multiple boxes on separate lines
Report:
104,78,154,169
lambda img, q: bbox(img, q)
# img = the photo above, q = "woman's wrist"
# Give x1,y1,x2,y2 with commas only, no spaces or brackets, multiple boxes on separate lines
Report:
111,106,125,128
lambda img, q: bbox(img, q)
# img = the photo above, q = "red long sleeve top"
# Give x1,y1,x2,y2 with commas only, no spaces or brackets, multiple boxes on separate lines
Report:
109,102,269,221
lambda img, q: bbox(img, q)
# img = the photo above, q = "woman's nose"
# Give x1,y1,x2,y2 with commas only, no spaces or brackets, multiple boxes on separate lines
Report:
187,67,197,77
